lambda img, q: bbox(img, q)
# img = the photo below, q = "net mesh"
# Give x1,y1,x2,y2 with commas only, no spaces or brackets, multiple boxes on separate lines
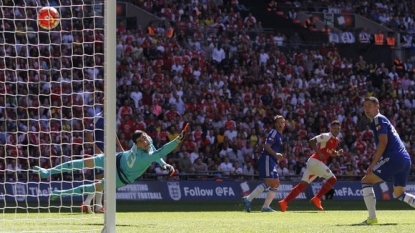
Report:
0,0,104,232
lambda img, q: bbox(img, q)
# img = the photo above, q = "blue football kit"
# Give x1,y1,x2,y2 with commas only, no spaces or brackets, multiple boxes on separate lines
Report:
258,129,283,179
371,114,411,187
90,111,105,175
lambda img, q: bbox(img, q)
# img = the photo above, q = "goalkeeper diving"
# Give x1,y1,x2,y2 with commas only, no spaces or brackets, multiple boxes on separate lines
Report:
33,124,189,200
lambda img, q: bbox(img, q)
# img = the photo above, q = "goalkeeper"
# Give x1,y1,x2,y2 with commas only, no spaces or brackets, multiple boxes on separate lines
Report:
33,125,189,200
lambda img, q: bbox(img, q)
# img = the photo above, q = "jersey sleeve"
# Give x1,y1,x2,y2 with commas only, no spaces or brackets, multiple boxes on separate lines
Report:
315,133,330,143
265,129,278,145
374,115,389,135
150,144,167,166
150,138,180,160
156,158,167,166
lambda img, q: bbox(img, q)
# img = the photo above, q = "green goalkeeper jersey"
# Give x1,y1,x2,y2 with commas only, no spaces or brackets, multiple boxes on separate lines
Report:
116,137,179,186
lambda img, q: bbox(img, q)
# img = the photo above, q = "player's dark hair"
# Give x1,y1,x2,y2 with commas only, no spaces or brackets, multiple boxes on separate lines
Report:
364,96,379,104
331,120,341,127
131,130,144,143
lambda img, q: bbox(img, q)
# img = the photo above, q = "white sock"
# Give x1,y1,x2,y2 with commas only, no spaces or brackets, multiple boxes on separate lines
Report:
362,184,376,219
84,193,95,206
263,190,275,208
379,182,389,192
247,183,266,202
95,192,103,207
401,192,415,208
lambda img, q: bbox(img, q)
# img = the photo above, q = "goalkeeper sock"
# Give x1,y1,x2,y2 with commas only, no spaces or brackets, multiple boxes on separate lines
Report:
284,182,307,203
84,193,95,206
53,183,96,197
315,177,337,199
48,159,86,176
362,183,376,219
263,189,276,208
397,192,415,208
247,183,266,202
95,192,103,207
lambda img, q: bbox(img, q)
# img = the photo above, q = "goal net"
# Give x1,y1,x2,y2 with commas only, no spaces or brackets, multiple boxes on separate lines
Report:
0,0,106,232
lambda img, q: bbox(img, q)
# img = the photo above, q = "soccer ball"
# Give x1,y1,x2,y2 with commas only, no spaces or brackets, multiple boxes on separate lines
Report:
38,7,60,30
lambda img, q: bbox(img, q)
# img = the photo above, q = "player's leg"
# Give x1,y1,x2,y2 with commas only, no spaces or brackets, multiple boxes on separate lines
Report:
33,156,99,179
361,160,387,225
93,172,105,213
261,177,279,212
51,180,101,200
242,156,275,212
278,165,315,212
311,159,337,210
53,173,118,200
54,168,125,201
83,126,105,213
392,159,415,208
82,171,104,214
83,155,105,212
81,169,97,214
361,173,382,224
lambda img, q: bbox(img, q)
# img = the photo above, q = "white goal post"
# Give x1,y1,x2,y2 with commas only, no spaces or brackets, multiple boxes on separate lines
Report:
102,0,117,231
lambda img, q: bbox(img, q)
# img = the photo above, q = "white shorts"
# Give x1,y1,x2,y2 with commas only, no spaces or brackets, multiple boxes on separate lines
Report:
301,158,335,183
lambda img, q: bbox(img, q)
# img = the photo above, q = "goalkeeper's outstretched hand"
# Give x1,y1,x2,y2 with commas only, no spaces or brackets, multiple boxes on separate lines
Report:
162,164,176,177
178,123,190,142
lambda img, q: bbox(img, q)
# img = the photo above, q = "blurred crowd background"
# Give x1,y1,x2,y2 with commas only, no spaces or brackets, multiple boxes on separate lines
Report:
1,0,415,183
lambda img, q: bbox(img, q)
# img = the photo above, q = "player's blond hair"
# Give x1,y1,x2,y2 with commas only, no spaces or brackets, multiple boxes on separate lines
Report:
273,115,285,122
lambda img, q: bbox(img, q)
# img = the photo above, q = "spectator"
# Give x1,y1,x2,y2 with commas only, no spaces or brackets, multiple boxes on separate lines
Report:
178,152,192,174
218,156,234,176
192,157,208,173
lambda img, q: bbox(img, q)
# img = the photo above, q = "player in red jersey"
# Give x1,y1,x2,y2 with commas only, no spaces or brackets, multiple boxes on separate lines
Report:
278,120,343,212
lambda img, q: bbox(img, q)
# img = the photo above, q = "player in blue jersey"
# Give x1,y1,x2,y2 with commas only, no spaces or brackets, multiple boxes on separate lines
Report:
361,97,415,225
33,124,189,201
242,115,285,212
82,111,124,214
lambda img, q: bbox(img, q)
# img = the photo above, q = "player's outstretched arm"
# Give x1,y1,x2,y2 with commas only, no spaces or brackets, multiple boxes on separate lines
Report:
156,158,175,176
151,123,190,159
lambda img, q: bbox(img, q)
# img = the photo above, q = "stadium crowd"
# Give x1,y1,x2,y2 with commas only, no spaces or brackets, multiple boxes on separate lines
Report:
293,0,415,41
1,0,415,183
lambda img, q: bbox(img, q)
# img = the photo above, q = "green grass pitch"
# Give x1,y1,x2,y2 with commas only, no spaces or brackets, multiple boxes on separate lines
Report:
1,200,414,233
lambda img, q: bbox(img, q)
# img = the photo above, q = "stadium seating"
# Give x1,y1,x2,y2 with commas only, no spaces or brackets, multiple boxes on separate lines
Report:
2,0,415,183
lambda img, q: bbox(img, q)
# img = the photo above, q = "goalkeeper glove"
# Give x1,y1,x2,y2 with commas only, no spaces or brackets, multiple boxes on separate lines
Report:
162,164,175,177
177,123,190,142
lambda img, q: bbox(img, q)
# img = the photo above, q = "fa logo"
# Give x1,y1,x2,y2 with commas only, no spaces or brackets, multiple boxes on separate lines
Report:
167,182,181,201
12,183,27,202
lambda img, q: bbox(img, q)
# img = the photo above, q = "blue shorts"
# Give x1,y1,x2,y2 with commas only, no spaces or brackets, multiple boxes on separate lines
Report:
95,169,104,175
373,156,411,187
93,118,104,152
258,154,279,179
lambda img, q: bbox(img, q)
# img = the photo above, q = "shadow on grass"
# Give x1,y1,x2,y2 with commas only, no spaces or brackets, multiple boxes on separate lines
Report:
336,223,398,226
46,222,140,227
1,200,413,213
